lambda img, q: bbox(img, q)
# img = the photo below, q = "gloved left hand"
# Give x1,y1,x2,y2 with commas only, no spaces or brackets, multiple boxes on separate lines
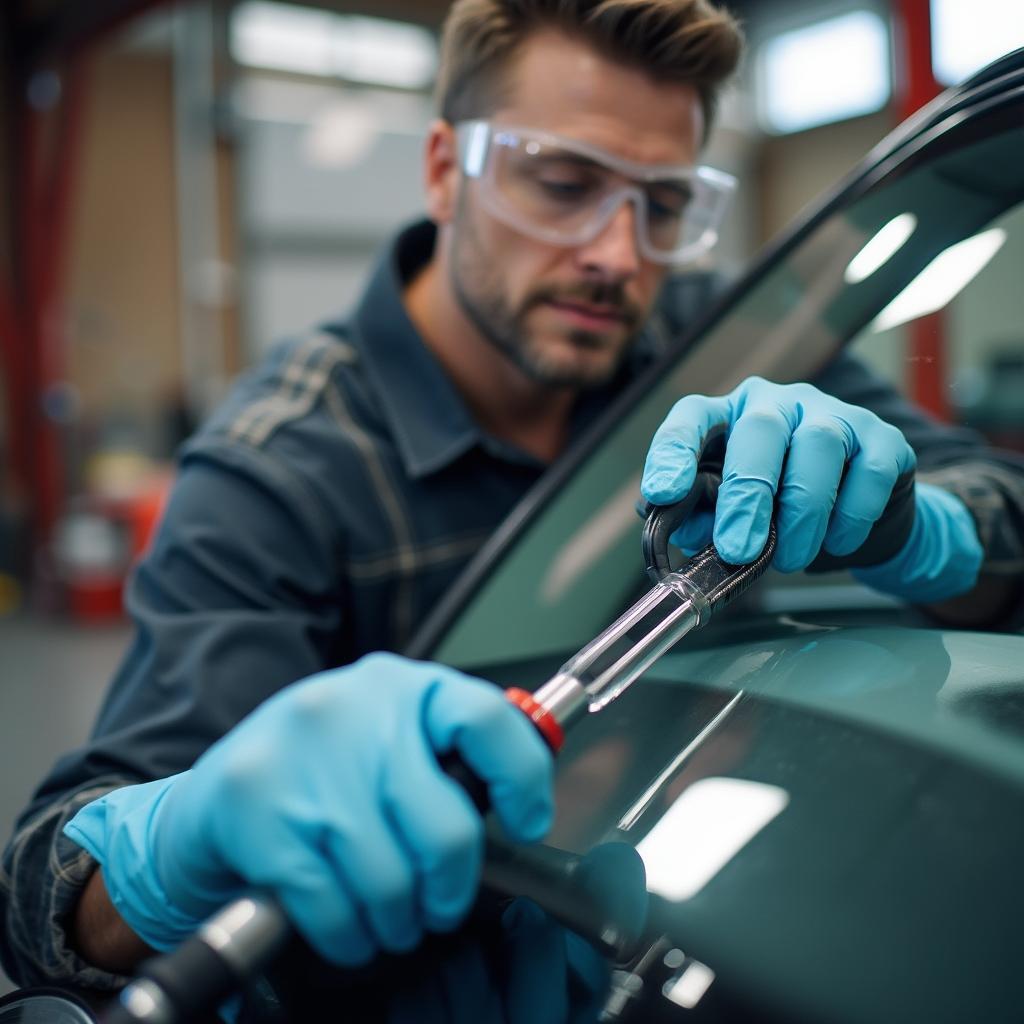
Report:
640,377,982,601
386,899,608,1024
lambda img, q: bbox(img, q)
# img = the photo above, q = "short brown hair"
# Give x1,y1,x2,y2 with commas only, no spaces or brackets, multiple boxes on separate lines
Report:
436,0,744,142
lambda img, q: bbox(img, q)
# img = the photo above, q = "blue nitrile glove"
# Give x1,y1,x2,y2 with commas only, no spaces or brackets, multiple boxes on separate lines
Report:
497,900,609,1024
640,377,981,600
63,653,554,965
851,480,982,602
386,899,609,1024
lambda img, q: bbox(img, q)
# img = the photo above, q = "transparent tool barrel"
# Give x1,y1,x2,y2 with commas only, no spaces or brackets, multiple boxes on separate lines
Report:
533,573,711,728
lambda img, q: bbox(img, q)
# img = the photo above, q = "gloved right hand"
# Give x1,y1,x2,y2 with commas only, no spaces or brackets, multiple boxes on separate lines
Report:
63,653,555,965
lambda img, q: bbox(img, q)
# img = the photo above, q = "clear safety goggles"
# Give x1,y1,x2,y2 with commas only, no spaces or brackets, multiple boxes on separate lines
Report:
456,120,736,265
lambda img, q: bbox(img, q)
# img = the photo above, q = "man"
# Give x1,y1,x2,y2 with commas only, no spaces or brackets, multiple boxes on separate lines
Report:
3,0,1022,998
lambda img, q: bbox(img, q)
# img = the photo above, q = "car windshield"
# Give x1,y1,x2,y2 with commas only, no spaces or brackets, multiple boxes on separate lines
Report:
409,73,1024,672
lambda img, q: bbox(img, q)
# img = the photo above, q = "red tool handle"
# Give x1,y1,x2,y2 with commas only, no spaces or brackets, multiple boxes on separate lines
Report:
438,686,565,814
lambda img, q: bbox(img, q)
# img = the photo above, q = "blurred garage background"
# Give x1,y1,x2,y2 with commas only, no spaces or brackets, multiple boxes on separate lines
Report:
1,0,1022,994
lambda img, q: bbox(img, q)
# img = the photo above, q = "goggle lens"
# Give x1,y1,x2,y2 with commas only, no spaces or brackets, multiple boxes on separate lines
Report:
458,121,735,264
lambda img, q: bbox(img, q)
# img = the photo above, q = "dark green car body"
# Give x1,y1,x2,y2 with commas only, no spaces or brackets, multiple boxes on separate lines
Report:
480,613,1024,1022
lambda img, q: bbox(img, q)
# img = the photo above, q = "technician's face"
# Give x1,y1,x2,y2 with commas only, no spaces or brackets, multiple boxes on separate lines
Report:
449,31,705,389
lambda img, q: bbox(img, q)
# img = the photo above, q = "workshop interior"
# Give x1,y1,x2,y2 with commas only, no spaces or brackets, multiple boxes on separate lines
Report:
2,0,1024,1020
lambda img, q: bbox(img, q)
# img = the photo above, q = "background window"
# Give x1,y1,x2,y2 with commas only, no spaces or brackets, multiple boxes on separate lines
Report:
757,10,891,135
931,0,1024,86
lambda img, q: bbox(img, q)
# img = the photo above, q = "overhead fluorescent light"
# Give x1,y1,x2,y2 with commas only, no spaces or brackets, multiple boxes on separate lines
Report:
871,227,1006,332
931,0,1024,85
231,2,336,77
335,15,438,90
636,776,789,901
759,11,891,134
845,213,918,284
231,2,437,90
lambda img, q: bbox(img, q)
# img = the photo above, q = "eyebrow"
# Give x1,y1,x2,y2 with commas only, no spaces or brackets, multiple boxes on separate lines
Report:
528,152,604,172
647,179,694,199
517,144,695,197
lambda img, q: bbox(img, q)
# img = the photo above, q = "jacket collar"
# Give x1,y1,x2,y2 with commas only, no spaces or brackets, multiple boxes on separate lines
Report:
337,221,486,478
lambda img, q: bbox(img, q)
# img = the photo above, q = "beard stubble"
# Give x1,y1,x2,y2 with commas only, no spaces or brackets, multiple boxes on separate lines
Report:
448,206,645,390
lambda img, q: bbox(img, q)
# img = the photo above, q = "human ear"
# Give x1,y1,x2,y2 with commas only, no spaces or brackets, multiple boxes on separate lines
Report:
422,119,460,224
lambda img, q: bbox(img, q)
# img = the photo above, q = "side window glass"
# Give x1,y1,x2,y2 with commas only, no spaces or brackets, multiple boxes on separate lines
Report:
849,143,1024,452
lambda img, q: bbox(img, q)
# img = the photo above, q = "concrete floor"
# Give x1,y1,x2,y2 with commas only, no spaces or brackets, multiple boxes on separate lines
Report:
0,611,131,995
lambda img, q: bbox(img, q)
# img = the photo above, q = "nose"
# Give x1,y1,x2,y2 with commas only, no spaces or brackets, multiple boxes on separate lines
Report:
573,197,643,281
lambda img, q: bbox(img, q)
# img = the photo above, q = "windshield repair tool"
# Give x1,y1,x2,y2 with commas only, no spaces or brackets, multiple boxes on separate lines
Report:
102,472,776,1024
524,471,776,740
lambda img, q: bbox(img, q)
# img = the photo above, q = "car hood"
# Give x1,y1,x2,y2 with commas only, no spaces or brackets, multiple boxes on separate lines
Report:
480,617,1024,1023
650,619,1024,786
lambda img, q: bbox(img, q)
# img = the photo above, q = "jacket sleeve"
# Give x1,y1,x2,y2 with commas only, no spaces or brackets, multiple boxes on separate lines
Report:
813,351,1024,625
0,441,346,989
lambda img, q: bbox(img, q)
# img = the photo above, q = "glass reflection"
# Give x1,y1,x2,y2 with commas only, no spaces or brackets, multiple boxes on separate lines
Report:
844,213,917,284
662,959,716,1009
634,777,789,902
871,227,1007,331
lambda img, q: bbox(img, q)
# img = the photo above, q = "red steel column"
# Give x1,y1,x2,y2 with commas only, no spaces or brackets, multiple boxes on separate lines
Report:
891,0,948,420
25,62,87,544
12,64,83,546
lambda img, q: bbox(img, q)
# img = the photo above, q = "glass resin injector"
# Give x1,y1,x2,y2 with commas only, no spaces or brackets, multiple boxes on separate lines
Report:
528,501,778,736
